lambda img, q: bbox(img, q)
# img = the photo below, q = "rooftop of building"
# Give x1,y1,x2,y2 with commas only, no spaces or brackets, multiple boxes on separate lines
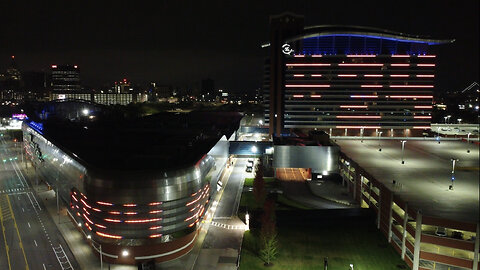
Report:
26,111,242,171
335,138,479,223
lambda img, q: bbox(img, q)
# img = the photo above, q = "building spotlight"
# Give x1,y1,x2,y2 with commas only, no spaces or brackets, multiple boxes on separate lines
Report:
122,250,129,257
87,235,91,239
82,109,89,116
78,222,82,227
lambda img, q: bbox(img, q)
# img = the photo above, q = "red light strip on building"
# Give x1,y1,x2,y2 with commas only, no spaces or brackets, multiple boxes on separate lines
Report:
80,193,87,199
416,75,434,78
103,218,122,223
414,106,432,109
364,74,383,77
350,95,378,98
125,218,161,223
293,74,305,77
148,202,162,206
391,55,410,57
80,199,91,209
149,234,163,238
149,210,163,214
338,74,357,77
413,126,431,129
83,213,94,224
338,64,383,67
123,203,137,207
391,64,409,67
286,63,331,67
413,116,432,119
104,218,122,223
97,201,113,206
336,126,381,129
311,95,321,98
124,212,137,215
337,115,381,119
311,74,323,77
72,195,78,202
92,208,101,212
149,226,162,230
294,55,305,57
96,231,122,239
188,222,196,228
417,64,435,67
361,85,382,88
312,55,323,57
109,211,121,215
389,85,433,88
293,95,304,98
389,95,433,98
417,55,436,58
390,75,409,77
346,55,376,57
95,224,107,229
186,195,201,206
340,105,368,108
85,223,92,231
285,84,330,88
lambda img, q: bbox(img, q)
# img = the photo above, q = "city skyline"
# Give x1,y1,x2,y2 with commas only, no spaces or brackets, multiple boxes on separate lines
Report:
0,1,478,93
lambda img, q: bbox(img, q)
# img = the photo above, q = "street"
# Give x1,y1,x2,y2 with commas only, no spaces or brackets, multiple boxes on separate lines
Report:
0,135,78,270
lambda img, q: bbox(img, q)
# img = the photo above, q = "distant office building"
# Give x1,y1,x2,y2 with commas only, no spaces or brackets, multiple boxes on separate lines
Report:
201,78,215,101
51,64,81,91
114,78,133,93
51,92,147,105
263,13,454,137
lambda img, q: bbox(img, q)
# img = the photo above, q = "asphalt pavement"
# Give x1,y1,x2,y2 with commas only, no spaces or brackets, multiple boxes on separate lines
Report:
0,136,78,270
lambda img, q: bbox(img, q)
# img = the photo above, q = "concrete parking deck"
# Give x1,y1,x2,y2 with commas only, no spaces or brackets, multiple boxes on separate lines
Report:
335,139,479,223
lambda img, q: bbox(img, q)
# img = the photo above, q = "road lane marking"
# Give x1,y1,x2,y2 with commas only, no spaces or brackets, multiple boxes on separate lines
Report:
0,195,12,270
28,222,31,228
6,195,30,270
34,240,38,247
43,264,46,270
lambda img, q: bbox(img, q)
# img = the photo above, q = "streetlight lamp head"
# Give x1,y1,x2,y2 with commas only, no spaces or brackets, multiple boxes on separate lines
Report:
122,250,129,257
82,109,89,116
87,235,91,239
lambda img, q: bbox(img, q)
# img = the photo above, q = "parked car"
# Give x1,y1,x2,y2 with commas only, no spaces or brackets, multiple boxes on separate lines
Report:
246,166,253,173
435,227,447,237
452,231,463,240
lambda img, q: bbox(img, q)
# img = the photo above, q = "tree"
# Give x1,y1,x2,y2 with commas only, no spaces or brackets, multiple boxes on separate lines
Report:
260,233,278,266
253,158,266,205
259,197,278,266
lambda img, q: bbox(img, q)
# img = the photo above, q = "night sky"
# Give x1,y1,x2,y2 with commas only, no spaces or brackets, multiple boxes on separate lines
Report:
0,1,478,93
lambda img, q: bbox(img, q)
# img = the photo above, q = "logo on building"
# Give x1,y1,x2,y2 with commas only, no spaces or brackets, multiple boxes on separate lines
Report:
29,133,44,163
282,44,294,55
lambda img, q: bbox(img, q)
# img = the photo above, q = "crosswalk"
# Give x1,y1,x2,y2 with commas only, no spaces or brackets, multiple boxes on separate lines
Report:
210,220,246,230
0,187,30,194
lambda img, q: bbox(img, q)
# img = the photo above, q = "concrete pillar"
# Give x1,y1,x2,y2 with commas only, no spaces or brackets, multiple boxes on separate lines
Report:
388,193,394,243
353,173,358,201
377,188,381,229
412,210,422,270
401,204,408,260
473,222,479,270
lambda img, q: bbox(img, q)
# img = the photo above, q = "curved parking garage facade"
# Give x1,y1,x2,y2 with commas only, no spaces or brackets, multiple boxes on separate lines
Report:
22,108,240,264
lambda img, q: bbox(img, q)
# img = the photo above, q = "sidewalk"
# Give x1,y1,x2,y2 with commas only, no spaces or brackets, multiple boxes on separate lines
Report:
23,158,246,270
24,166,135,270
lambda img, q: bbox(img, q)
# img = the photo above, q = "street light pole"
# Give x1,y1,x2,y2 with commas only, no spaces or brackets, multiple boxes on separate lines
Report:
361,128,364,143
401,140,406,164
467,132,471,153
450,158,459,190
378,131,383,151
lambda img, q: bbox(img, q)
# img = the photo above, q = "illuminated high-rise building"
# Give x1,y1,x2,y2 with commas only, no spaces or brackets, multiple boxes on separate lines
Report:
263,13,454,137
51,64,81,91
